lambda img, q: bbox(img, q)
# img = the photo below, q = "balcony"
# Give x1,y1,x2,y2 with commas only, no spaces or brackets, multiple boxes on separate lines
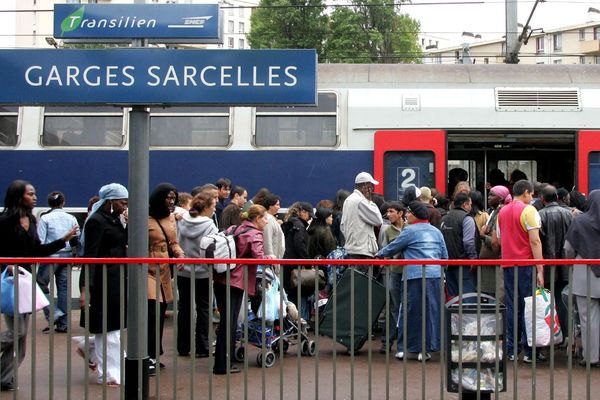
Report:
580,39,600,54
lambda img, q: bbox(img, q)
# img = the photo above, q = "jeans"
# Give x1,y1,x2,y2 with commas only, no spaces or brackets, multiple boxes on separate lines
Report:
381,271,402,345
39,263,69,330
445,266,477,302
397,278,441,353
504,266,534,358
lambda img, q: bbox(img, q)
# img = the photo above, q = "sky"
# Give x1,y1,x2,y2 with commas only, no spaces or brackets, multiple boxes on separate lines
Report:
401,0,600,46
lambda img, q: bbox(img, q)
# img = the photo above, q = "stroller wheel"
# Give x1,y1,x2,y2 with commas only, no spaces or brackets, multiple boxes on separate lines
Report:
234,346,245,363
301,340,316,356
257,351,276,368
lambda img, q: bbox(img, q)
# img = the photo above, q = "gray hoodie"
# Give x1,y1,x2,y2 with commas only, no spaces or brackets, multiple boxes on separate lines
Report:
177,213,218,279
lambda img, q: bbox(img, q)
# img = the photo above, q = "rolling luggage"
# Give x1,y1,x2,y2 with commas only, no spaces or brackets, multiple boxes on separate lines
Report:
319,268,387,353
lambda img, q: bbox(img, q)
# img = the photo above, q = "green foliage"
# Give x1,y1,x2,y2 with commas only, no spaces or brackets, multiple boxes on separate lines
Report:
248,0,329,59
325,1,422,63
248,0,422,63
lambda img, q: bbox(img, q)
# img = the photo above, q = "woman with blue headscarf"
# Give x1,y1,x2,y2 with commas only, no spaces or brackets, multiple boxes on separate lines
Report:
79,183,128,387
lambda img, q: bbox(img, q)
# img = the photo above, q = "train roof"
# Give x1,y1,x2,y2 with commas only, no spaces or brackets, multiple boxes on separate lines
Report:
317,64,600,86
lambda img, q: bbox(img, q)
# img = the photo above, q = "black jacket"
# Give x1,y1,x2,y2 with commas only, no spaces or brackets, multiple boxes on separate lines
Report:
539,202,573,282
282,216,309,292
0,213,65,272
80,209,128,333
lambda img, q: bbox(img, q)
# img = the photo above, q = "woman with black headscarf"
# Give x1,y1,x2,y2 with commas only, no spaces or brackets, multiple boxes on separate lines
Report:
564,189,600,367
147,183,185,375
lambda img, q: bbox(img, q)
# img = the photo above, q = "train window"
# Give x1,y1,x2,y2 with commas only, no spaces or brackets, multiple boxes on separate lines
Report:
254,92,337,147
42,106,125,147
0,106,18,147
497,160,538,183
149,106,230,147
589,152,600,191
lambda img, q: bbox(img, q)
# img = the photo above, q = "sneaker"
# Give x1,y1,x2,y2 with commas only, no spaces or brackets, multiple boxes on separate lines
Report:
507,354,515,361
523,353,546,364
55,326,68,333
42,326,51,334
213,367,241,375
148,359,157,376
417,352,431,362
394,351,404,360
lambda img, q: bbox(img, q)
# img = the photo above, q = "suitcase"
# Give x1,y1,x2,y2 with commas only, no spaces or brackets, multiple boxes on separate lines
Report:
319,268,387,353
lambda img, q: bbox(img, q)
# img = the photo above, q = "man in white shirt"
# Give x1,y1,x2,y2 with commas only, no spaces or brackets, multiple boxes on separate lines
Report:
341,172,383,271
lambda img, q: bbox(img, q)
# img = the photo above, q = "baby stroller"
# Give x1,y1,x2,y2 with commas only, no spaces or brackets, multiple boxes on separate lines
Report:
234,266,316,368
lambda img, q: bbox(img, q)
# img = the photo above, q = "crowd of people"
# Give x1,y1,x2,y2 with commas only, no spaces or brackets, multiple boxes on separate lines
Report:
0,168,598,391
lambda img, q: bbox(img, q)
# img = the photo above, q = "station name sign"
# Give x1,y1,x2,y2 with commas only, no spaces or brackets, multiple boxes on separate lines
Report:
0,49,317,106
54,3,220,40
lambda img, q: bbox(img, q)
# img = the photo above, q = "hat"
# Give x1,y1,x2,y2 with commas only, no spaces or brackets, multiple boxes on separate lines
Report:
355,172,379,185
419,187,432,202
402,186,422,206
299,202,314,218
408,201,429,220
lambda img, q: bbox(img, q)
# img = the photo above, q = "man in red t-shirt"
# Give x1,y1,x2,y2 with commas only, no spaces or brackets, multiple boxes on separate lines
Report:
496,179,544,363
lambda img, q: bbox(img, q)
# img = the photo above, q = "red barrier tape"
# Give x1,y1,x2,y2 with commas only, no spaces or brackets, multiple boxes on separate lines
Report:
1,257,599,266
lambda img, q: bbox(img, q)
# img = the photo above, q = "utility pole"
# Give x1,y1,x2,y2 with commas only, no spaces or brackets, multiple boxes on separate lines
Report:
505,0,519,63
505,0,545,64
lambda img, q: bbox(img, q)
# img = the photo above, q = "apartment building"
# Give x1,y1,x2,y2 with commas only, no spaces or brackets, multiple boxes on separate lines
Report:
7,0,257,49
424,20,600,65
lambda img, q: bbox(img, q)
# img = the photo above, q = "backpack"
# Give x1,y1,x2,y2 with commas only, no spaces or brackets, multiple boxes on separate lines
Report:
199,225,252,274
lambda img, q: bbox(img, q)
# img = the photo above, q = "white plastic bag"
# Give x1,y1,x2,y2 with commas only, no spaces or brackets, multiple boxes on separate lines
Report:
257,280,286,322
2,267,50,315
524,288,563,347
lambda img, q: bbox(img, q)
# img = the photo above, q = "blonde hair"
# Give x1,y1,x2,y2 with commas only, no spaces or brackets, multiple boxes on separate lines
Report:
284,202,302,222
242,204,266,222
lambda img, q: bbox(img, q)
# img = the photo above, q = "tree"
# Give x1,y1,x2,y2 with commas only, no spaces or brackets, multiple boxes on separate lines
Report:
248,0,329,60
324,1,422,63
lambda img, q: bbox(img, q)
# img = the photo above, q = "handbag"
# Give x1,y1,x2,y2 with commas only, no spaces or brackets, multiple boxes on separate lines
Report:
1,266,50,315
290,267,326,291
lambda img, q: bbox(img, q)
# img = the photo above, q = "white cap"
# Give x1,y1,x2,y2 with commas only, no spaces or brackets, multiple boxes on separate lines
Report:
355,172,379,185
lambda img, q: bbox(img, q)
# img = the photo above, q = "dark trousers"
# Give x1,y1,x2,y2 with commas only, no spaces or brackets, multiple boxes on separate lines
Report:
148,300,168,359
177,277,210,356
504,266,534,358
213,283,244,373
445,266,477,301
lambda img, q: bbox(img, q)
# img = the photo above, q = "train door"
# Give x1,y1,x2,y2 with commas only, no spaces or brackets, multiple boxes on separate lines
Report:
577,131,600,194
447,131,576,199
373,130,446,200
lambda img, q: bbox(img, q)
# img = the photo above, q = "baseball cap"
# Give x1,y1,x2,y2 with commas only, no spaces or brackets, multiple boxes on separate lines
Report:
355,172,379,185
299,202,314,218
407,201,430,220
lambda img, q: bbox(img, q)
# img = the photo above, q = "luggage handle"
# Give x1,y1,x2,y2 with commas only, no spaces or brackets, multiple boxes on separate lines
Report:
445,292,496,308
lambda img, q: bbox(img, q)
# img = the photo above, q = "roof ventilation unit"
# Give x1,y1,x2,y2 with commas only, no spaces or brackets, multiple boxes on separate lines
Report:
495,88,581,111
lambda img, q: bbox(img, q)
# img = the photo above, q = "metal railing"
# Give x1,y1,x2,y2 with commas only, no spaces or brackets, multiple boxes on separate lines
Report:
0,256,598,400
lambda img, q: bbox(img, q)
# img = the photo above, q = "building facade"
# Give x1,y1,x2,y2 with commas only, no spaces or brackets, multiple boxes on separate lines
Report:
424,20,600,65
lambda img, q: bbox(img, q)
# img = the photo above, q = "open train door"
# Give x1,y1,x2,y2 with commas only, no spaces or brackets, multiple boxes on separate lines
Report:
374,130,447,200
577,130,600,194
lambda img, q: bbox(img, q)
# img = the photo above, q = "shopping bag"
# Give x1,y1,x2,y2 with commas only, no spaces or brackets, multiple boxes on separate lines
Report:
0,267,50,315
257,279,286,322
0,268,15,314
524,287,563,347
